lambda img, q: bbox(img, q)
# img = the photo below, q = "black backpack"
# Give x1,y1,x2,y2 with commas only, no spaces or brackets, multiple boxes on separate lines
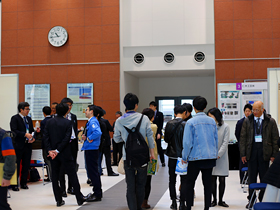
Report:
124,115,150,167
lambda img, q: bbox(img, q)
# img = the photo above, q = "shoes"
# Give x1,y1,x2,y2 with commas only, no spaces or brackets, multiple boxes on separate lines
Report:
67,188,75,195
108,172,119,176
77,193,92,206
12,186,19,191
170,199,177,209
179,201,187,210
218,201,229,207
62,191,67,197
112,163,118,166
87,194,102,202
141,199,151,209
56,200,65,207
100,172,103,176
211,201,217,207
87,179,92,184
44,178,51,182
90,182,93,186
21,184,29,189
162,163,166,167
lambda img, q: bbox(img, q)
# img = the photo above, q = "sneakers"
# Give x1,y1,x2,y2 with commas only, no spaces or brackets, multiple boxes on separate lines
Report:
170,199,177,209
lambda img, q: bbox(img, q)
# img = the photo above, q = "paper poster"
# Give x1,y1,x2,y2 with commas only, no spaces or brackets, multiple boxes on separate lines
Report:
25,84,50,120
219,91,240,120
67,83,93,120
241,91,263,110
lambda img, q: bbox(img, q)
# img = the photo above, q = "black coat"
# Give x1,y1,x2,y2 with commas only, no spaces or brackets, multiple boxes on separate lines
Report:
10,114,34,150
43,116,72,159
153,111,164,136
100,118,113,146
263,138,280,188
235,117,245,142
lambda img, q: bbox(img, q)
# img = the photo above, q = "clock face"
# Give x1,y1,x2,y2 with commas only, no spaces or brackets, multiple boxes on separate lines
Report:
48,26,68,47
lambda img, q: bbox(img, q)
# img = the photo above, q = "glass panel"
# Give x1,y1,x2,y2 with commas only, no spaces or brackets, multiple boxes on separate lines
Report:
158,99,175,128
181,99,196,116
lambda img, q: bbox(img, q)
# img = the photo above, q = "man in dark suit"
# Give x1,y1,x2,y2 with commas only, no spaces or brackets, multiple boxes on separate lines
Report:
240,101,279,209
10,102,35,191
60,98,79,195
40,106,52,181
43,103,91,207
98,108,118,176
235,103,252,183
149,101,165,166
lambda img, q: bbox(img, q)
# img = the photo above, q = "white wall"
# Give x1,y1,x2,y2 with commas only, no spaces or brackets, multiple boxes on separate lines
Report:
138,76,215,111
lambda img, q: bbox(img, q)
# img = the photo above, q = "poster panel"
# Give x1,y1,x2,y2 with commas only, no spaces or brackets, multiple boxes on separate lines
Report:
25,84,50,120
219,90,240,120
241,91,263,111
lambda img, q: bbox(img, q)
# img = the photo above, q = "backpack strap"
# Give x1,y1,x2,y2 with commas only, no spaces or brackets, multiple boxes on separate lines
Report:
123,115,144,133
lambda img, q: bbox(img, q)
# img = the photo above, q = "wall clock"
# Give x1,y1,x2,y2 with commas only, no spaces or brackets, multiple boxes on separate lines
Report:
48,26,68,47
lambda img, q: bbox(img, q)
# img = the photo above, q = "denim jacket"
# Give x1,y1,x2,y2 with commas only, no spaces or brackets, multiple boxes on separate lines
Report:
182,112,218,161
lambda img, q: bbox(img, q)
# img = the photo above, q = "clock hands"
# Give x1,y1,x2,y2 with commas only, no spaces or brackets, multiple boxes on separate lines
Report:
55,33,59,37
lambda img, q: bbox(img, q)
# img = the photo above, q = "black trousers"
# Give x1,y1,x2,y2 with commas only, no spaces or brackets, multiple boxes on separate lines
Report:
99,145,113,175
186,161,213,210
156,137,165,164
51,154,83,203
168,158,187,201
15,144,32,186
0,186,11,210
85,150,102,197
248,142,269,202
144,175,152,200
112,140,123,165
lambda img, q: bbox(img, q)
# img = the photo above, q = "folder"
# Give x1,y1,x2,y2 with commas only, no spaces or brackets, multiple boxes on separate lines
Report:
0,163,17,186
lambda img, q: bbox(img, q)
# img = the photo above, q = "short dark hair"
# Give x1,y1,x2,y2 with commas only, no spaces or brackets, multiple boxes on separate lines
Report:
182,103,193,113
51,102,58,106
18,102,30,112
207,107,223,126
142,108,155,121
123,93,139,110
42,106,51,115
95,106,104,119
88,104,98,117
244,103,253,112
149,101,157,107
61,97,73,105
56,103,69,116
174,105,186,115
193,96,207,111
115,111,122,116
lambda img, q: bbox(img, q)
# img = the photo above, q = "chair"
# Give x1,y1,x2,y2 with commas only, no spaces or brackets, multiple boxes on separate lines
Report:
248,183,267,209
253,202,280,210
30,149,51,185
241,167,248,192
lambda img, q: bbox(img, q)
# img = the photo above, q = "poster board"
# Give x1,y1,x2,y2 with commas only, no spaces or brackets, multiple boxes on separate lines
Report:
67,83,93,120
25,84,50,120
0,74,18,130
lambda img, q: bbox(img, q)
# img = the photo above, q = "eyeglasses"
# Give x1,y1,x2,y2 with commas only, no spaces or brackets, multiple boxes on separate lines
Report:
24,108,30,111
252,109,261,112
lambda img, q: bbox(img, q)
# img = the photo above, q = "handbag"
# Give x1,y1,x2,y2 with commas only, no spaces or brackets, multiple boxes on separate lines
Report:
117,157,125,175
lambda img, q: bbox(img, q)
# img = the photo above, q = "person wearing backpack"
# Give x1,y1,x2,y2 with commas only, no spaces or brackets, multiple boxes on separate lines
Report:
113,93,155,210
0,128,16,210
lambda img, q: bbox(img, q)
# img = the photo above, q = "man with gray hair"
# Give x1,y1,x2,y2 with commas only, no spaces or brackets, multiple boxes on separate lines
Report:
240,101,279,209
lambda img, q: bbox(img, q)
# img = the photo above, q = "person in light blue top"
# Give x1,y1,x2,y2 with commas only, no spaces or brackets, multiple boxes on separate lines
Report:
182,96,218,210
81,104,103,202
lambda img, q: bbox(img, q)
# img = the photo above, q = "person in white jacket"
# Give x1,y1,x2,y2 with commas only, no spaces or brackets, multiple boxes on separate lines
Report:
207,107,230,208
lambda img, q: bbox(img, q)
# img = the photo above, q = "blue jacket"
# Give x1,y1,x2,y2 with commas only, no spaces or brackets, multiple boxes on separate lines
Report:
182,112,218,162
81,116,102,151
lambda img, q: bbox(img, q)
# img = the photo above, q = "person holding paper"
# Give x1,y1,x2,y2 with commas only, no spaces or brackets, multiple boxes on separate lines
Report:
182,96,218,210
239,101,279,209
0,128,16,210
10,102,35,191
164,104,191,210
207,107,230,207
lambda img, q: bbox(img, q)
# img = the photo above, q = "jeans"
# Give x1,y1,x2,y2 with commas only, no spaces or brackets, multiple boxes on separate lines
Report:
124,160,148,210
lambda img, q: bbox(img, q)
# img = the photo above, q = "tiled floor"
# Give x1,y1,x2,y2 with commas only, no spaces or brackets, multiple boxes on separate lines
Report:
8,164,249,210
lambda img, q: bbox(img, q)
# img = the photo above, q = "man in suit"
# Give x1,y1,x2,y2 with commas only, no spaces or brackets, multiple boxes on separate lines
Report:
51,102,58,116
60,98,79,195
97,108,119,176
10,102,35,191
43,103,91,207
235,103,252,183
149,101,165,166
40,106,52,181
240,101,279,209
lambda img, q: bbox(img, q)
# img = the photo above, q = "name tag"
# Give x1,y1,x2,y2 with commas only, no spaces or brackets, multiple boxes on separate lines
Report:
255,135,262,142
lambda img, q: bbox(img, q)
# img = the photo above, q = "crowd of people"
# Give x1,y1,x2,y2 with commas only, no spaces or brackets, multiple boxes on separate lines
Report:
0,93,280,210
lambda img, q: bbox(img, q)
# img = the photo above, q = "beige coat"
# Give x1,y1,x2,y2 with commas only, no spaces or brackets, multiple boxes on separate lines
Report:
146,121,159,172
